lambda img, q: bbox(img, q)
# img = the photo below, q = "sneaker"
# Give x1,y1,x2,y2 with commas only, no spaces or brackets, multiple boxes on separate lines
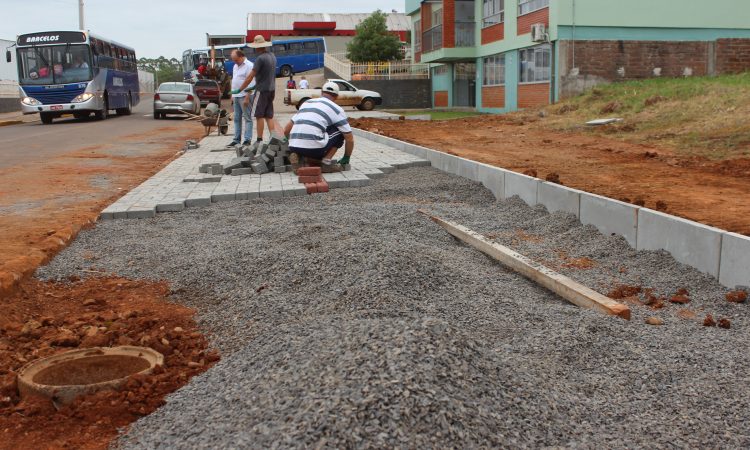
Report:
321,161,342,173
241,140,252,146
226,141,240,148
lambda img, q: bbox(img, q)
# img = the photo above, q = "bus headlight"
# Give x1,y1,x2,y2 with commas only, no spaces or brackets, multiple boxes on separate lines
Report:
21,97,41,106
71,93,95,103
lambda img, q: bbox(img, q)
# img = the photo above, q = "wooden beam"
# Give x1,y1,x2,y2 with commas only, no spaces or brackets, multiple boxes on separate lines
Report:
420,210,631,320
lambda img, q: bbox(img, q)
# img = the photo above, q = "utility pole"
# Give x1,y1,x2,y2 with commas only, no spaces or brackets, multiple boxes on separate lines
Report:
78,0,85,30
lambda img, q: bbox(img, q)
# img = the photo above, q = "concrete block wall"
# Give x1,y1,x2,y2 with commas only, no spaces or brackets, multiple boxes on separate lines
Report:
351,128,750,289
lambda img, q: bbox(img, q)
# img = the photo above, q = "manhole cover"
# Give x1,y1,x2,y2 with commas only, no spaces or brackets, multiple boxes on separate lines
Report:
18,346,163,404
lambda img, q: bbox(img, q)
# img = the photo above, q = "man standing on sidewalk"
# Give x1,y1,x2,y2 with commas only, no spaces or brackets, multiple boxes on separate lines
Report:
238,35,279,142
226,49,255,148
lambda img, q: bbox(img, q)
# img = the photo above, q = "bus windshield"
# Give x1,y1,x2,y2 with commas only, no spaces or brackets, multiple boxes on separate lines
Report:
17,44,92,85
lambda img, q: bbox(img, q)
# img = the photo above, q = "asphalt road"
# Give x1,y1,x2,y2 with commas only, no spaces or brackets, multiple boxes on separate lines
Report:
0,96,196,170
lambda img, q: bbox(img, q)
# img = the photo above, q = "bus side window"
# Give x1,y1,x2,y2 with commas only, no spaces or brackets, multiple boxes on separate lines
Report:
289,43,302,55
272,44,287,56
303,41,317,55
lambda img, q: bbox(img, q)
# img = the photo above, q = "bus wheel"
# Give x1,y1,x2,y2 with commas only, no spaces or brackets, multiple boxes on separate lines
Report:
280,65,292,78
40,113,54,125
95,96,109,121
117,94,132,116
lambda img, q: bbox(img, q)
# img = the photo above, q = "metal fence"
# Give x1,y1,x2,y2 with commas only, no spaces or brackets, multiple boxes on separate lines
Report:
325,53,430,80
423,25,443,53
455,22,476,47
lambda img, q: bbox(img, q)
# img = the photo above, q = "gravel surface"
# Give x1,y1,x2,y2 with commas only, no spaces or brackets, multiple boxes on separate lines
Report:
39,167,750,449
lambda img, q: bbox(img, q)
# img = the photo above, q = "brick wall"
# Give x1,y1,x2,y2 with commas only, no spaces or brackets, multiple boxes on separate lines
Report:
558,39,750,98
443,0,455,48
517,7,549,36
354,79,432,109
415,51,422,63
481,85,505,108
560,40,711,81
518,83,550,108
434,90,449,107
717,38,750,74
481,22,504,45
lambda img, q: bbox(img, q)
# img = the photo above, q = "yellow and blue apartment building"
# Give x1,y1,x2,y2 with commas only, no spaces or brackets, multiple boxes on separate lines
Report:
408,0,750,112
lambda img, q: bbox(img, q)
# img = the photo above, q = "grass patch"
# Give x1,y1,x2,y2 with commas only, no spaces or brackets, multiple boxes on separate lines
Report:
544,73,750,159
386,109,485,121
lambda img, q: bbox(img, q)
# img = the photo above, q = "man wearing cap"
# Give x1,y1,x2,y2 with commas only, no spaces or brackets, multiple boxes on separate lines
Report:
235,35,279,142
283,81,354,172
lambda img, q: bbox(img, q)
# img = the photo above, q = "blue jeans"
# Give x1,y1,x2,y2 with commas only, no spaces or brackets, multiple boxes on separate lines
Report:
233,94,254,143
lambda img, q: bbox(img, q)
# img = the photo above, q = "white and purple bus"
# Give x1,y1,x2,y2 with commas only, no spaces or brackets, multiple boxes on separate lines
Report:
9,30,139,124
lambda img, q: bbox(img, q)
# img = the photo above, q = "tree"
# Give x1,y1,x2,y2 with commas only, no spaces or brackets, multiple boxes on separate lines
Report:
137,56,184,83
346,10,404,62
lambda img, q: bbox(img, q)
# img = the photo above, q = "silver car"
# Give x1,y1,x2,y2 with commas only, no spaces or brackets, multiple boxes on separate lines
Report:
153,82,200,119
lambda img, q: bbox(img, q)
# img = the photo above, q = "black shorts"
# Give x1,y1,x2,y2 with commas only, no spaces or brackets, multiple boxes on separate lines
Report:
289,125,345,160
250,90,274,119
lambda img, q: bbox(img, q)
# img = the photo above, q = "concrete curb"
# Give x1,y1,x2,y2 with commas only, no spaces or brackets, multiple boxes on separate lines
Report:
0,120,23,127
351,127,750,289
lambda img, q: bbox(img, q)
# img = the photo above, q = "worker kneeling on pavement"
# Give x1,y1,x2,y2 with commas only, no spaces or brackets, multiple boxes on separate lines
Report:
284,82,353,172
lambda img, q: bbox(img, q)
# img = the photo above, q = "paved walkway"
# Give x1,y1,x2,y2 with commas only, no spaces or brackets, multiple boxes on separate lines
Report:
101,118,429,220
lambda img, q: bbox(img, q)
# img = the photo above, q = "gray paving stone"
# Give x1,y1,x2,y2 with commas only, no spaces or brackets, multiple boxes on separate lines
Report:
211,193,236,202
232,168,253,176
156,202,186,212
126,206,156,219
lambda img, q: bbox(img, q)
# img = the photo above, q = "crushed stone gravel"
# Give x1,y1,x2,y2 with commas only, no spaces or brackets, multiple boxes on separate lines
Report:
38,167,750,449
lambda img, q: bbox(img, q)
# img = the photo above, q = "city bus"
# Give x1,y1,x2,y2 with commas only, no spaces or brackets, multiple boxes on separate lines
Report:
182,37,326,79
10,30,139,124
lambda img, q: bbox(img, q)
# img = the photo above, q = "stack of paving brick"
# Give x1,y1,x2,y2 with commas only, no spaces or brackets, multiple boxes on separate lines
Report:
198,138,294,177
240,137,292,175
298,167,329,194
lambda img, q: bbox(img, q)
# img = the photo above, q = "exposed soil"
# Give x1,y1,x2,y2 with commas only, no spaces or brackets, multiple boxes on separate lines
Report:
0,125,198,296
0,276,218,450
352,116,750,235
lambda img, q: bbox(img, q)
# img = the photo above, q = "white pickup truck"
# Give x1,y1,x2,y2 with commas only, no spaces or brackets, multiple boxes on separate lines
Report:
284,79,383,111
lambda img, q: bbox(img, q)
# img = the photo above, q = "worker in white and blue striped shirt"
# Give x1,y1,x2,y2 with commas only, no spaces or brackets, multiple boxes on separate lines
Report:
283,81,354,172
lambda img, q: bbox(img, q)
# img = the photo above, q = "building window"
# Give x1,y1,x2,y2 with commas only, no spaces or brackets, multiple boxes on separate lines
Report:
483,0,504,28
433,64,449,77
519,45,551,83
483,53,505,86
432,7,443,27
518,0,549,15
414,19,422,53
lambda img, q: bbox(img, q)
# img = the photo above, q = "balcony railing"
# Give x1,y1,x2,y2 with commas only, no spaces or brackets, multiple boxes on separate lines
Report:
423,25,443,53
455,21,475,47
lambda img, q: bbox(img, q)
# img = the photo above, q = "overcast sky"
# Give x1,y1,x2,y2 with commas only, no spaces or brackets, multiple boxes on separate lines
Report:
2,0,404,59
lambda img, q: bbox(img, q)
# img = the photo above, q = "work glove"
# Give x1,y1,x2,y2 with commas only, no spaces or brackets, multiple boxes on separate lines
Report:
230,89,241,95
338,155,350,165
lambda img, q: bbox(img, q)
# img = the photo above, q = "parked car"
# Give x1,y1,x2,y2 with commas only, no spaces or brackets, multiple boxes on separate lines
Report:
194,79,222,106
153,82,201,119
284,79,382,111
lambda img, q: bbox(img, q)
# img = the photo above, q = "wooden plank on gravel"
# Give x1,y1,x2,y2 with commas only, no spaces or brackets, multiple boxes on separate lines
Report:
419,210,631,320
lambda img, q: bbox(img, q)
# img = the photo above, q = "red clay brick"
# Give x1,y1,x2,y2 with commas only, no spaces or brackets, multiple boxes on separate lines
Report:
517,7,549,36
305,183,318,194
297,167,322,177
518,83,550,108
434,91,449,107
481,22,504,45
315,181,329,193
299,175,322,184
482,86,505,108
